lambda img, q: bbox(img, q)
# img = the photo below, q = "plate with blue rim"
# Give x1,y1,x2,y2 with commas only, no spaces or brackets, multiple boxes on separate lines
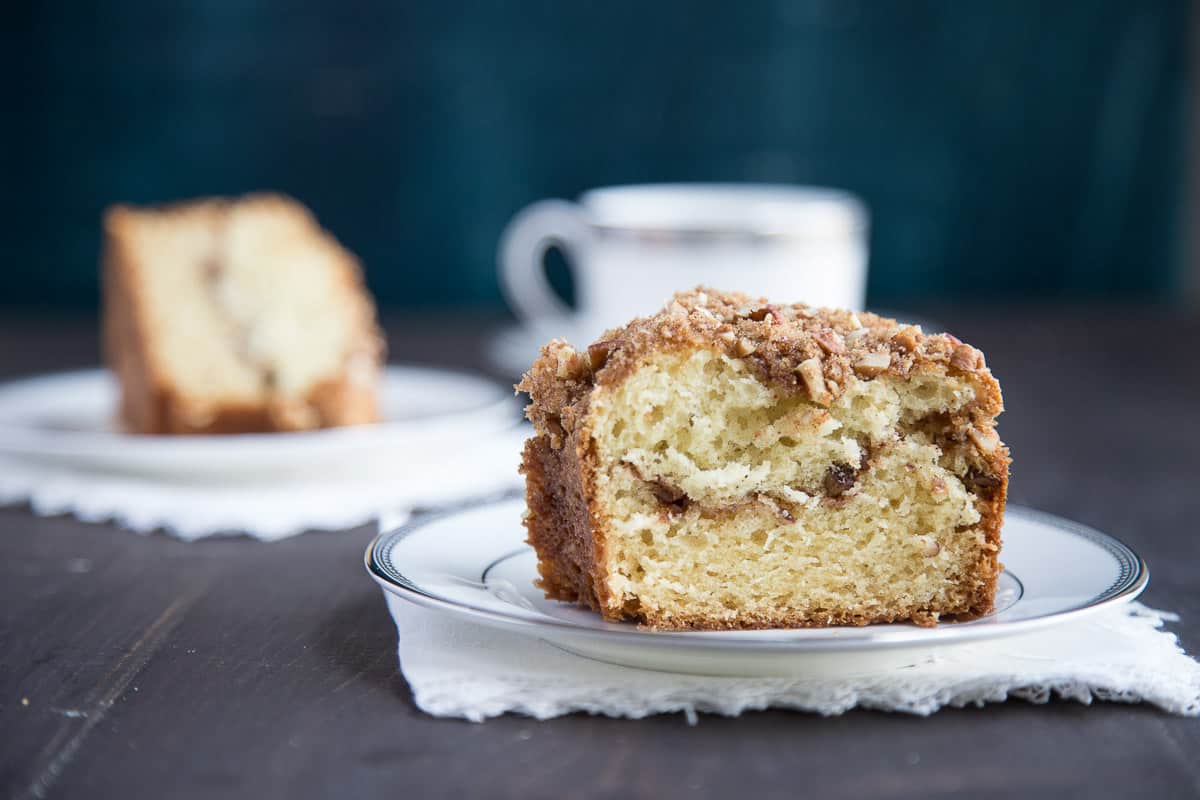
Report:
366,497,1147,676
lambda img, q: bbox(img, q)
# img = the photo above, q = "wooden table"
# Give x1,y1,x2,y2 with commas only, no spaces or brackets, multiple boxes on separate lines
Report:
2,309,1198,800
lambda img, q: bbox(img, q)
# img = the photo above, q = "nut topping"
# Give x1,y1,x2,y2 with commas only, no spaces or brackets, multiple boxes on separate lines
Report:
919,536,941,557
844,328,870,344
891,325,921,352
554,347,585,379
950,344,981,372
795,357,831,404
733,338,757,357
746,305,782,323
853,351,892,377
587,340,618,372
814,329,846,354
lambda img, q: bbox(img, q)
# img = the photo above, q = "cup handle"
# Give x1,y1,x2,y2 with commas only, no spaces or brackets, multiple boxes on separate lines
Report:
498,199,591,324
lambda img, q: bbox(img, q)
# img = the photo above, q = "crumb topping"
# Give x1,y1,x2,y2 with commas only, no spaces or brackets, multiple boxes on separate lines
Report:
517,286,1002,442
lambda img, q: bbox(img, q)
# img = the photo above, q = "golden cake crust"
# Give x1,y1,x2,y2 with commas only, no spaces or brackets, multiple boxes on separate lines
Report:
518,287,1009,630
101,193,384,434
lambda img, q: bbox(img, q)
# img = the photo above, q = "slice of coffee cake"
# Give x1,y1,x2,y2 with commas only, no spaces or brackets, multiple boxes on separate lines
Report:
102,194,383,434
518,288,1008,630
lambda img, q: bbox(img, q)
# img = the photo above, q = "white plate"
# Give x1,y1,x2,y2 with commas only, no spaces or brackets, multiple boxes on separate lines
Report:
367,498,1148,676
0,367,520,480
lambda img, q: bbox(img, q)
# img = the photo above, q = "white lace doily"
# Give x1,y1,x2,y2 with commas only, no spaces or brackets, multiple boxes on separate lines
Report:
0,430,526,540
387,596,1200,722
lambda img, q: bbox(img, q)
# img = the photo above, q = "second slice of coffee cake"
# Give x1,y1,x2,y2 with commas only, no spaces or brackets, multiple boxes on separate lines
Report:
102,194,383,434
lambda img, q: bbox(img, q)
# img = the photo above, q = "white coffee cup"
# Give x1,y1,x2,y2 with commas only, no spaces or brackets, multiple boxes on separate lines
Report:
498,183,868,342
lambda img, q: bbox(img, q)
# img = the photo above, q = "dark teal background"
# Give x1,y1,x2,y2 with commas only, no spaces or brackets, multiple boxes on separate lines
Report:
8,0,1192,309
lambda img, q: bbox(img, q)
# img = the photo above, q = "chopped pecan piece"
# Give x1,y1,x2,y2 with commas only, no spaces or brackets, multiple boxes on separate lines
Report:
844,328,870,344
950,344,981,372
796,357,830,404
587,340,619,372
853,351,892,377
891,325,921,352
554,347,586,379
733,338,757,356
746,305,782,323
814,329,846,355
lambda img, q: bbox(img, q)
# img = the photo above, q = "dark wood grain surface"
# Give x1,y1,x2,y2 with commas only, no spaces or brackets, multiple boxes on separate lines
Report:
1,308,1198,800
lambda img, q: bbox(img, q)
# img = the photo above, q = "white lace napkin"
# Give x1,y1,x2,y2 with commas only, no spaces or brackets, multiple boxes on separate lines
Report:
386,596,1200,722
0,429,526,540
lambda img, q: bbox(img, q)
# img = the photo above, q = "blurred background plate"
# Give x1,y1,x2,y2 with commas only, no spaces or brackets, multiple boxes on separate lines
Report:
0,366,520,481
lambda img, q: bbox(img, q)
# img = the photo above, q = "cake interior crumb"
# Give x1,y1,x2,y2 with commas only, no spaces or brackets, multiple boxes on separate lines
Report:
587,349,993,626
